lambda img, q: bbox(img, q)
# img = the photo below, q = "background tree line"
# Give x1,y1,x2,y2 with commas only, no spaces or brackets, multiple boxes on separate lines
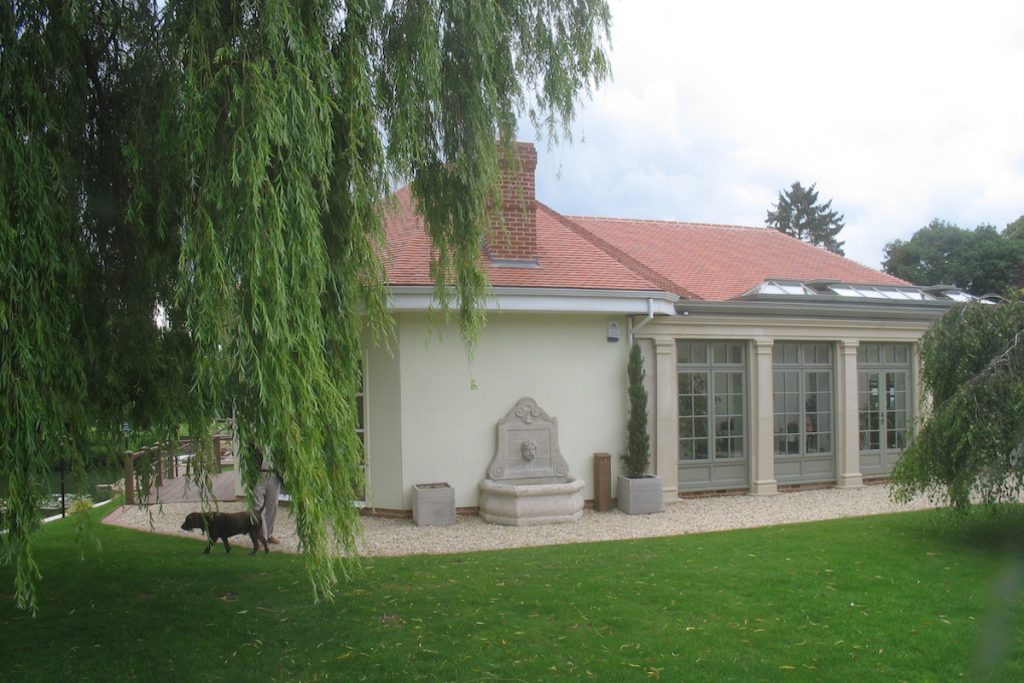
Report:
883,216,1024,296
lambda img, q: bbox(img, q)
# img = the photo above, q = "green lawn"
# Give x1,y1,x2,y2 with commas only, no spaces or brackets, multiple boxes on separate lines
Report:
2,505,1023,682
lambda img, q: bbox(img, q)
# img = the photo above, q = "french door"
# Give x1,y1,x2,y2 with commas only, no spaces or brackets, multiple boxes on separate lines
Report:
858,369,909,475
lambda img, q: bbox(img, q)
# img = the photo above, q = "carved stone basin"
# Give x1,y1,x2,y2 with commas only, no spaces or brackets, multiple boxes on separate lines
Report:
478,398,585,526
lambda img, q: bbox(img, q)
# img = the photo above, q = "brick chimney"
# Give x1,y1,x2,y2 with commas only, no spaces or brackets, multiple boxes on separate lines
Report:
484,142,538,265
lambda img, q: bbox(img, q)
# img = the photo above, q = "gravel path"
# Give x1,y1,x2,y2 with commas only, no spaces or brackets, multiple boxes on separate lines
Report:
104,484,943,557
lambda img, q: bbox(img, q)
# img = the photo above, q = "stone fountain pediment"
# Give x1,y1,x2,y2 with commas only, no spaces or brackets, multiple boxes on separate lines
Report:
478,397,583,526
486,397,569,481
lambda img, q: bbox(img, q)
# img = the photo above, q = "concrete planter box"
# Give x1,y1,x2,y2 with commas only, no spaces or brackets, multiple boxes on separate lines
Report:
412,483,455,526
617,475,663,515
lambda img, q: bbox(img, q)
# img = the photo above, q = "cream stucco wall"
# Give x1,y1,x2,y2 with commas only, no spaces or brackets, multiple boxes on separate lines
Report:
363,341,404,510
365,311,633,510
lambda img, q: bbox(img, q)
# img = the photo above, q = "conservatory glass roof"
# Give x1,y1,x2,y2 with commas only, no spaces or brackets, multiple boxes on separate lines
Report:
739,280,976,303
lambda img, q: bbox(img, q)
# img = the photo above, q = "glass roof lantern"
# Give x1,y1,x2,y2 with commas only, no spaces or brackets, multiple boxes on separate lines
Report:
740,280,975,304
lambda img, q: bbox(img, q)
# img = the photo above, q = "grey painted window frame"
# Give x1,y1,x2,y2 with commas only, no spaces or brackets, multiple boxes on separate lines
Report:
857,342,912,457
772,342,835,458
677,341,748,463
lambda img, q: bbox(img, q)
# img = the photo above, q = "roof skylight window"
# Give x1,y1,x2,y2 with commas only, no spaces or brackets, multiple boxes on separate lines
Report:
759,281,814,295
739,279,974,304
829,284,937,301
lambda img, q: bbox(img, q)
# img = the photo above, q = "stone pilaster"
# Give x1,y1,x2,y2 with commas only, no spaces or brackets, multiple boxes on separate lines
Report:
836,340,864,488
653,338,679,503
750,338,778,495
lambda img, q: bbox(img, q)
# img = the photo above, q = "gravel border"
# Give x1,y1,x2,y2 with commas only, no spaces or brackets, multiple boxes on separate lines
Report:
104,484,943,557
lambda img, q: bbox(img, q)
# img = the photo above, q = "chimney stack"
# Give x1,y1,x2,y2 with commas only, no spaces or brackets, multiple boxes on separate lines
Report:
484,142,538,265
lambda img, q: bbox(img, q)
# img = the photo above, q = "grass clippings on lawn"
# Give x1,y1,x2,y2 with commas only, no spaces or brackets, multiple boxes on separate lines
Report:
2,504,1023,682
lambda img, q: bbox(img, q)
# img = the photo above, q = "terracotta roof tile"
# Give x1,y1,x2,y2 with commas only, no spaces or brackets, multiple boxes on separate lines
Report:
382,187,664,292
382,186,908,302
566,216,909,301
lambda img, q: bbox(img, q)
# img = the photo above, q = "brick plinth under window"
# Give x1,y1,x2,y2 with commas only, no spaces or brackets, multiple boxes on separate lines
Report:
484,142,538,264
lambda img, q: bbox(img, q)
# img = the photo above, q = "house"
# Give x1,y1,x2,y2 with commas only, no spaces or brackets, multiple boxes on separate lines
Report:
361,142,963,514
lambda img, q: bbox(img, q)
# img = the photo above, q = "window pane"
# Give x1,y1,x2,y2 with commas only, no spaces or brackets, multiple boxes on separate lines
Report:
894,345,909,364
730,395,744,415
680,440,695,460
677,341,693,364
694,396,708,416
811,343,831,364
774,342,800,365
712,343,727,365
729,344,743,365
692,342,707,365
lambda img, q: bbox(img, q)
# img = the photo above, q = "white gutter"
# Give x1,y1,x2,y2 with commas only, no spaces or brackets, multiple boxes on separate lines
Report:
628,298,657,345
387,286,678,315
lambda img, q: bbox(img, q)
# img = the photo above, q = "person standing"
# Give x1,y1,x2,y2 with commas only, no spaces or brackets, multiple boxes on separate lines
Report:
251,444,282,544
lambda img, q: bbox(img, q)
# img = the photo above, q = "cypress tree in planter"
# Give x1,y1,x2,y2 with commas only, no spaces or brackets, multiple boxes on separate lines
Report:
618,342,663,514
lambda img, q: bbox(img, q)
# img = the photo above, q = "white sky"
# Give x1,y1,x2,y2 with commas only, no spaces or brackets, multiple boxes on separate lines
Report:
524,0,1024,269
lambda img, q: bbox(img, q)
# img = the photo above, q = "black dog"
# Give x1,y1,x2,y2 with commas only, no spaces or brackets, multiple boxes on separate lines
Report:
180,511,269,555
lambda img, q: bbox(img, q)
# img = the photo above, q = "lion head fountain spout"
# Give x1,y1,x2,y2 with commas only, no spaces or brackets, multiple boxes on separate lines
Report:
478,397,584,525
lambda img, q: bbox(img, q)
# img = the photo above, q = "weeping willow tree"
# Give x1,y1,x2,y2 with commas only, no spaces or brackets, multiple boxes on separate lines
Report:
1,0,611,612
891,298,1024,509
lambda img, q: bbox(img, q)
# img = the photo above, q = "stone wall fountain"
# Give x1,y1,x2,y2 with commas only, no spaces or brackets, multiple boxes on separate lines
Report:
478,397,585,525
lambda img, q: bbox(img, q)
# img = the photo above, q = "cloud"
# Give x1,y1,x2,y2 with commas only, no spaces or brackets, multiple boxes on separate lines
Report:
528,0,1024,268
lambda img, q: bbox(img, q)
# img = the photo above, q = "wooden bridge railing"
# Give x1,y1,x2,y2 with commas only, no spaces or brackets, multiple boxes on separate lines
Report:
122,434,234,505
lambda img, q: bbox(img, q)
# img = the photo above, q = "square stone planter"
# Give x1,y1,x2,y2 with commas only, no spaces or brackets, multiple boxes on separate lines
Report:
412,483,455,526
617,475,663,515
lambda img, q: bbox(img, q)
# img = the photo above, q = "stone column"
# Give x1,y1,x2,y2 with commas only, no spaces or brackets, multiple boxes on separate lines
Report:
750,338,778,495
836,340,864,488
653,338,679,503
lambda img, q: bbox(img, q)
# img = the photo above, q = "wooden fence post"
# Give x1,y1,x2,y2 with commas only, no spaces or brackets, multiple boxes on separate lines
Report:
123,451,135,505
154,445,164,488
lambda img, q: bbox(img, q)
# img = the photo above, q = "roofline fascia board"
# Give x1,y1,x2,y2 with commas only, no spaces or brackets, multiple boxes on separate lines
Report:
387,286,679,315
675,298,953,321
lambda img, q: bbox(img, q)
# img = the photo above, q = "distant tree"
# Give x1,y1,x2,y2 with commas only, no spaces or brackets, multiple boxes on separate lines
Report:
882,219,1024,296
891,298,1024,509
766,181,846,255
1005,216,1024,291
1004,215,1024,241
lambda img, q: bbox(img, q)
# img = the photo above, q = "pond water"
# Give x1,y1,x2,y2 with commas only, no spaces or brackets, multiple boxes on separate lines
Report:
0,464,123,520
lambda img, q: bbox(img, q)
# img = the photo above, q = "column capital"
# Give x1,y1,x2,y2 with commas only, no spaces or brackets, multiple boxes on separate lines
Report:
753,338,774,352
654,338,675,354
840,339,860,354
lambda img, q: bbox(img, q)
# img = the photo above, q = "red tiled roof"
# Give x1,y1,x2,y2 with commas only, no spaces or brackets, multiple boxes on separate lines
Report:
566,216,909,301
382,186,908,302
382,187,664,292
